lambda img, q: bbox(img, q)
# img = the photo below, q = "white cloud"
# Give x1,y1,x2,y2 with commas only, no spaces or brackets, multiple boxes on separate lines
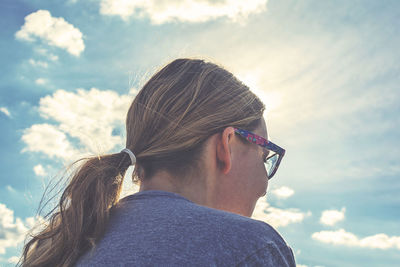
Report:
8,256,19,264
252,197,310,228
35,48,59,61
33,164,47,176
312,229,400,250
0,203,36,255
35,78,47,85
260,206,311,228
0,107,10,117
271,186,294,199
6,186,15,193
39,88,132,153
22,88,133,161
22,123,80,161
35,47,48,54
48,54,59,61
100,0,268,24
29,58,48,68
359,234,400,250
313,229,358,247
15,10,84,56
320,207,346,226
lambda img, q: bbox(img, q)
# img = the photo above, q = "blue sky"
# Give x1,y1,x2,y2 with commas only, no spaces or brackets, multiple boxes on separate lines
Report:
0,0,399,266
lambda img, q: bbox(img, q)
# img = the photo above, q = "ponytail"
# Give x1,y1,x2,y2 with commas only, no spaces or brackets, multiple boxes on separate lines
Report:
21,152,131,267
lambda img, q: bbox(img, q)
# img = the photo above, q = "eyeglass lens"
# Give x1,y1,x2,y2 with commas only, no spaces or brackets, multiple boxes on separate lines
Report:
265,153,279,178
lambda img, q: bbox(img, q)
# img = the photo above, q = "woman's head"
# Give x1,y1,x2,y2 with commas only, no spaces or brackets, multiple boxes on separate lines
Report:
125,58,265,182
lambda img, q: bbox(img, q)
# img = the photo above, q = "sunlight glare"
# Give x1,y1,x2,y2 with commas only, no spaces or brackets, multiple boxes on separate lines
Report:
237,72,282,114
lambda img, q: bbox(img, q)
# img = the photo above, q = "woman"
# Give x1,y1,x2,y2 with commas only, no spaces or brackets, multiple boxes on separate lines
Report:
21,58,295,266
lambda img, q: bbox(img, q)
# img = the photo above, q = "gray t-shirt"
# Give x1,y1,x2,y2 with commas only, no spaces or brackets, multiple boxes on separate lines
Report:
76,190,296,266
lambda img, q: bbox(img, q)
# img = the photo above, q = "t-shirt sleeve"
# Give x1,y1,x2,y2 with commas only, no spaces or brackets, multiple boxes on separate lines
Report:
235,242,296,267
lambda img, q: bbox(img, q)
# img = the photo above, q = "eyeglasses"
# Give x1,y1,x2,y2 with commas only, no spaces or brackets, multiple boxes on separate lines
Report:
234,128,285,179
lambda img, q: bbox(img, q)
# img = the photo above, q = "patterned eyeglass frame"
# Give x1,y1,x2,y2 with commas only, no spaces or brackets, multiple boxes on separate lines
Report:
233,128,286,179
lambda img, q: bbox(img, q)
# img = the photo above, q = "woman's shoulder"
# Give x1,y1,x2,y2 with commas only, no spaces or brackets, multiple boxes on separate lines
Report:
181,200,295,265
194,203,286,243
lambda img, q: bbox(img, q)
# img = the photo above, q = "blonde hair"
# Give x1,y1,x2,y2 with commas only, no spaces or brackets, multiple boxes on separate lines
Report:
21,58,265,266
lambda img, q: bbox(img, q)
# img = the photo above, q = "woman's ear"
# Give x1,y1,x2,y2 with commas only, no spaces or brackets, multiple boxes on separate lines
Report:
216,127,235,174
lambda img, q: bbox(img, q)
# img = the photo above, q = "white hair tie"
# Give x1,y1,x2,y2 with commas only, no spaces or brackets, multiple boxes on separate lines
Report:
121,148,136,165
